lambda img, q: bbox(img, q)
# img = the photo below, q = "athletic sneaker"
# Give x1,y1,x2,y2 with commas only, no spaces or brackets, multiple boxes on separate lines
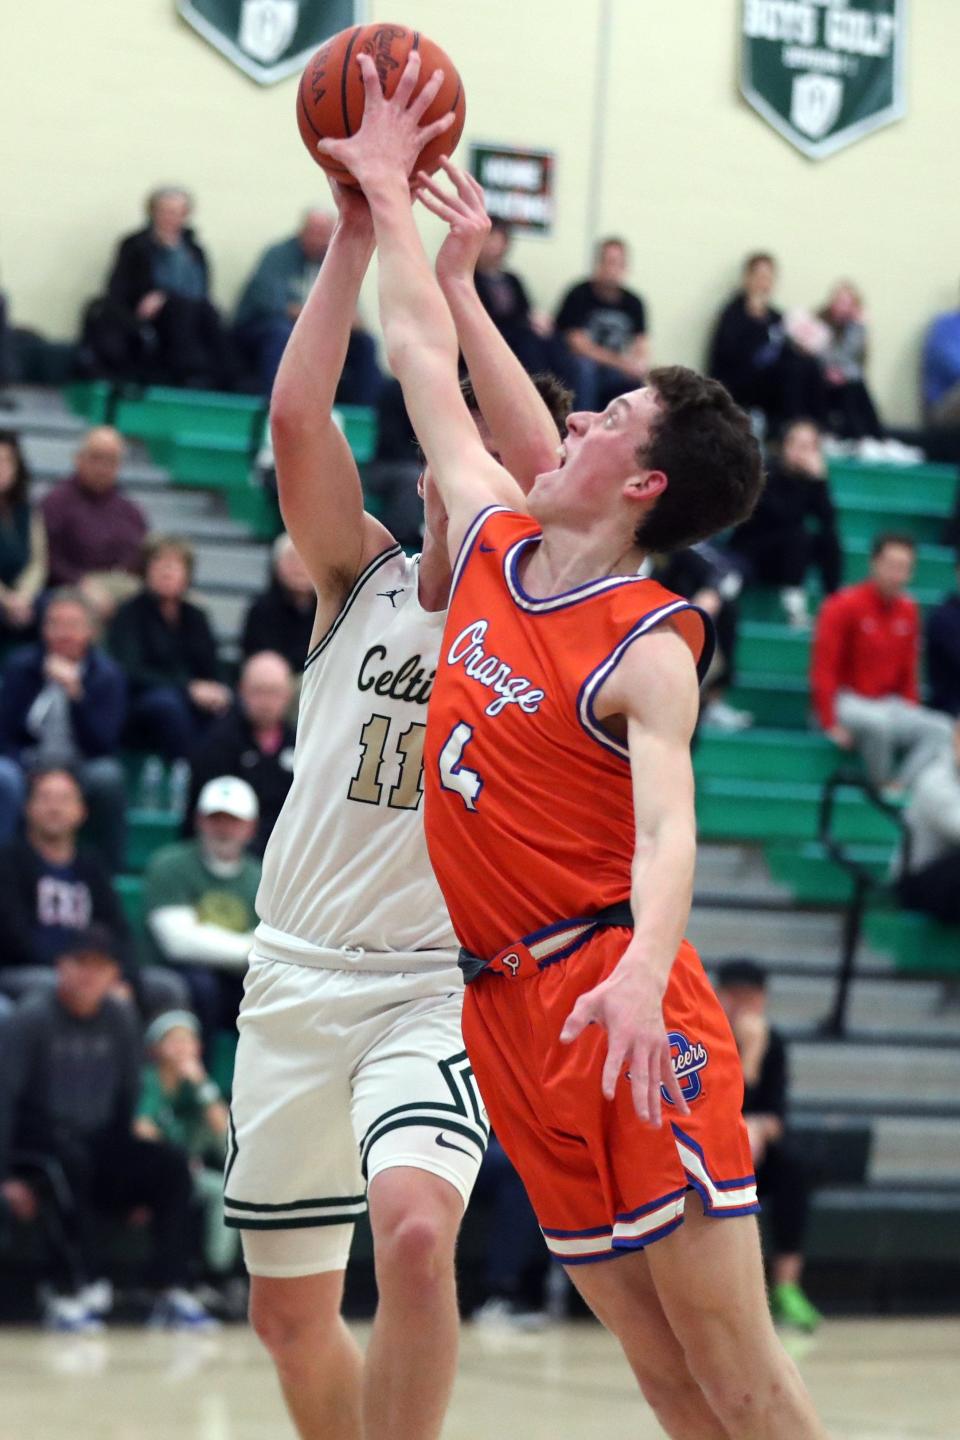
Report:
79,1279,114,1318
42,1293,105,1334
780,587,810,630
701,697,754,733
148,1288,219,1331
472,1297,548,1332
771,1281,823,1332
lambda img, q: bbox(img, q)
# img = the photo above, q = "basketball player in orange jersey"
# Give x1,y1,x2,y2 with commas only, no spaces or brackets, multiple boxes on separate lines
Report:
318,54,829,1440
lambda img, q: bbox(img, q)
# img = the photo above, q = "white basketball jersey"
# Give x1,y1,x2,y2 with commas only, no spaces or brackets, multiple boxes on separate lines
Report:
254,546,458,971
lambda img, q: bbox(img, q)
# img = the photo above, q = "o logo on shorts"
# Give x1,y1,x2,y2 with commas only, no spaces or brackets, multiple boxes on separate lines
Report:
661,1031,709,1105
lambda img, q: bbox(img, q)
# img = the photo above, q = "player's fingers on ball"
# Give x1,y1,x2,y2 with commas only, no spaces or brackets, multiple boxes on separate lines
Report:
410,67,445,119
420,111,457,147
393,49,422,106
316,139,346,160
356,52,382,101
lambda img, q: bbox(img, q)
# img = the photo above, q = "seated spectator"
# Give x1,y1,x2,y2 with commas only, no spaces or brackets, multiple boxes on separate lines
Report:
473,219,555,375
135,1010,239,1279
554,237,648,410
0,925,216,1332
98,186,235,390
715,959,821,1332
241,534,316,672
144,776,260,1040
817,282,882,439
234,210,381,401
40,426,146,620
0,430,46,638
898,721,960,923
186,652,295,856
926,560,960,716
0,589,127,866
708,253,826,434
731,419,842,628
650,545,751,733
811,533,953,788
922,282,960,429
0,766,186,1015
109,536,231,759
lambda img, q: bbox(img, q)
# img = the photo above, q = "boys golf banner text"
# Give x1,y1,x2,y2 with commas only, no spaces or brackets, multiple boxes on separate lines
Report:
740,0,907,159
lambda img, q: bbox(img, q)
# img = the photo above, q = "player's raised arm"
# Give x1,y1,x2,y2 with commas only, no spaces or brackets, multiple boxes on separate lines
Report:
318,54,525,559
560,628,700,1126
269,183,393,608
416,160,563,491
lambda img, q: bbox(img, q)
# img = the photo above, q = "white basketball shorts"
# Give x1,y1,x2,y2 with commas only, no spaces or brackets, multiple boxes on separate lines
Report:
225,954,488,1277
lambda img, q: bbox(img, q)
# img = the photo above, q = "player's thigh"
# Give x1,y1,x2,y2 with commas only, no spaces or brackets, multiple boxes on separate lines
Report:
228,958,366,1268
566,1248,697,1381
350,975,488,1218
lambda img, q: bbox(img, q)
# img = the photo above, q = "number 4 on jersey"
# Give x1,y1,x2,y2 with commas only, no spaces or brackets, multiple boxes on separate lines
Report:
439,722,483,811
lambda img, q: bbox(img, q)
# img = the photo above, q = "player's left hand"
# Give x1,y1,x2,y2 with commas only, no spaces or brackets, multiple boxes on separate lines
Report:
414,159,491,287
316,52,455,190
560,963,689,1126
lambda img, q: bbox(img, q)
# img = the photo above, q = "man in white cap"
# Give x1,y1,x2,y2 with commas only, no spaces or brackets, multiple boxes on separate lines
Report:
144,775,260,1040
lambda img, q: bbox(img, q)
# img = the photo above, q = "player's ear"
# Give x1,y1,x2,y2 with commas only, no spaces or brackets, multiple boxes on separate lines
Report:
624,469,667,504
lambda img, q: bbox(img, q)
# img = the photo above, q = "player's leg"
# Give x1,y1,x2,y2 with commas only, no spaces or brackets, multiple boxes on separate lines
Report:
248,1265,362,1440
363,1167,464,1440
567,1250,732,1440
351,973,487,1440
646,1196,828,1439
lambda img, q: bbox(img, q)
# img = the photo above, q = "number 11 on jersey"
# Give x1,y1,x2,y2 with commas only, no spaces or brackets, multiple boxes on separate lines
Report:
439,722,483,811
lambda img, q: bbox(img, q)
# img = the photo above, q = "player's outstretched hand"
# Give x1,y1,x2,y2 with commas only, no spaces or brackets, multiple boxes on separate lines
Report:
414,158,491,287
316,52,455,191
560,962,689,1126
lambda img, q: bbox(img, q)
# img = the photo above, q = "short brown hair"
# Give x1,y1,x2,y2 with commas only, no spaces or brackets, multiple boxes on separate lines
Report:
142,534,195,581
634,366,764,553
459,373,572,439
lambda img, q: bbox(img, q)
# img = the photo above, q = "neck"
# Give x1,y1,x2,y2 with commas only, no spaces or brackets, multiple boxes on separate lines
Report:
417,531,453,613
520,520,644,597
31,833,76,866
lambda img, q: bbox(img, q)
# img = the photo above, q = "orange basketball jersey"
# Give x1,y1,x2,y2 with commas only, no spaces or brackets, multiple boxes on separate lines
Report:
423,507,714,958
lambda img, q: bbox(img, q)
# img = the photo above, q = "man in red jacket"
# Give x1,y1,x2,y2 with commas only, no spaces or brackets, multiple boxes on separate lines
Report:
811,532,952,787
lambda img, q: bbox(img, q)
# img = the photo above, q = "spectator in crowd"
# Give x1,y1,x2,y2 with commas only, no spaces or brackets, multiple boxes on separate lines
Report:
731,419,842,629
0,589,127,866
234,210,381,401
186,651,295,856
708,253,826,434
40,426,146,618
926,559,960,716
811,533,953,788
715,959,821,1332
240,533,316,672
0,430,46,638
472,219,554,375
0,925,215,1332
554,237,648,410
144,776,260,1041
922,282,960,429
898,721,960,923
109,536,230,758
102,186,235,390
817,281,882,439
650,545,751,733
0,766,186,1014
135,1010,239,1278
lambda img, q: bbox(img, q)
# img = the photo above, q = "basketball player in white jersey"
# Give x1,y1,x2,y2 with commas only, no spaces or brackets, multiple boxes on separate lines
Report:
227,85,568,1440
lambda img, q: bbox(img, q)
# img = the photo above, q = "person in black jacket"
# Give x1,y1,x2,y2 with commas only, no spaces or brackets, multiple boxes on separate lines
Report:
0,589,127,866
651,545,752,733
0,766,186,1015
185,652,295,855
731,419,842,628
109,536,231,758
240,533,316,672
715,960,822,1333
708,253,827,432
925,563,960,716
95,187,235,389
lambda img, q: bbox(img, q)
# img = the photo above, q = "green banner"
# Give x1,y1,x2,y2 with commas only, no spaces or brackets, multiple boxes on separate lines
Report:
740,0,907,159
177,0,356,85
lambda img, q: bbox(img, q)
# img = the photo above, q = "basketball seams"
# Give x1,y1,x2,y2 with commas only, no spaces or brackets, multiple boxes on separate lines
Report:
340,26,361,137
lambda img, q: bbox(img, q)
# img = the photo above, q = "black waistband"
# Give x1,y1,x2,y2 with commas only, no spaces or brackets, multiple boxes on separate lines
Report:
458,899,635,984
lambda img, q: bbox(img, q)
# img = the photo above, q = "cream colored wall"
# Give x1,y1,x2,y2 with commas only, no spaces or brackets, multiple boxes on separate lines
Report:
1,1,957,423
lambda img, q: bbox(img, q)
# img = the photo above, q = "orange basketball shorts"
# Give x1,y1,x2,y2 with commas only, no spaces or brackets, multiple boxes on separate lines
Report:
461,929,759,1264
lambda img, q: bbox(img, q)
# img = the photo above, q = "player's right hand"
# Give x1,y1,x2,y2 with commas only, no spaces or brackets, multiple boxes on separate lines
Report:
414,158,491,288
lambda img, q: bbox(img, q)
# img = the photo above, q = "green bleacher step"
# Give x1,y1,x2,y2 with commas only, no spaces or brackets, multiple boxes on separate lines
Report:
150,431,251,488
65,380,112,423
724,674,810,729
697,778,904,845
836,502,946,547
113,873,145,927
695,730,839,784
336,404,379,465
828,458,957,507
126,809,180,873
763,839,890,905
864,911,960,976
737,622,810,677
114,388,265,444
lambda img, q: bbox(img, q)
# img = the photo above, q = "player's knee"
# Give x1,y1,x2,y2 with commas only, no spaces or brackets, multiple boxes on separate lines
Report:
633,1364,706,1425
374,1209,456,1293
249,1284,334,1372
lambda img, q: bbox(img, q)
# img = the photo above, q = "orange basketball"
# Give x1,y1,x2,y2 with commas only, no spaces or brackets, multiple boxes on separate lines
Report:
297,22,465,188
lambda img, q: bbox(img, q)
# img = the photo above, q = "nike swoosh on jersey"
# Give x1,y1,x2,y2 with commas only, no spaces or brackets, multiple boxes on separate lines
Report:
435,1132,473,1158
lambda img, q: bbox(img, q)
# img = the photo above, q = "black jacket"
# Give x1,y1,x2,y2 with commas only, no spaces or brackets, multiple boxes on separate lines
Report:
185,706,295,855
0,839,132,972
108,590,220,694
106,226,210,316
241,581,316,672
708,293,785,408
926,593,960,716
731,461,842,594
